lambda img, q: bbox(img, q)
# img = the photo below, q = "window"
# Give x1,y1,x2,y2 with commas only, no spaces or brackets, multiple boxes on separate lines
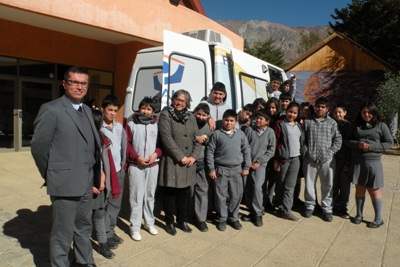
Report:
239,73,269,106
132,67,162,112
20,59,55,79
167,53,206,110
0,56,17,75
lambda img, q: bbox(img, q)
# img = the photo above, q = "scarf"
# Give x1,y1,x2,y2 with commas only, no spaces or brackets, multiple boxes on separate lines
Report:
168,105,189,123
196,117,207,128
135,113,154,125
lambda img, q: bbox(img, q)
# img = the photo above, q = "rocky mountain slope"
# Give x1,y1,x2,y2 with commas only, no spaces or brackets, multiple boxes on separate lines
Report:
217,20,330,63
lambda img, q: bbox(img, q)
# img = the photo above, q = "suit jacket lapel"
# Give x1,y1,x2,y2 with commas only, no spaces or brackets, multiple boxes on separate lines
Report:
62,95,88,143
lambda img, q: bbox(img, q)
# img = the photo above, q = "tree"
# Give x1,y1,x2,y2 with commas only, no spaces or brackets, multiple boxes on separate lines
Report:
376,71,400,122
244,39,251,54
245,38,285,67
297,31,322,55
330,0,400,68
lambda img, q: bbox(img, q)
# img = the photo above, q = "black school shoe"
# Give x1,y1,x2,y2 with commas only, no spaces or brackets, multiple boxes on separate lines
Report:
177,222,193,233
333,209,350,219
367,220,384,229
98,243,115,259
240,214,253,222
303,209,313,218
351,216,363,224
112,233,124,244
216,221,227,231
253,216,263,227
228,220,243,230
106,237,118,250
322,212,333,222
166,223,177,236
197,221,208,232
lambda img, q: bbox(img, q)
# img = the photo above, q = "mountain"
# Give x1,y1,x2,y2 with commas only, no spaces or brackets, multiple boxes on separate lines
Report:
217,20,330,64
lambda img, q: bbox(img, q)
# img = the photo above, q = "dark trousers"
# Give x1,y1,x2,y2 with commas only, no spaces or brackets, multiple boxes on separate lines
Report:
50,178,94,267
275,157,300,214
163,186,190,224
245,164,267,216
105,170,125,238
264,161,277,206
332,158,351,211
213,166,243,222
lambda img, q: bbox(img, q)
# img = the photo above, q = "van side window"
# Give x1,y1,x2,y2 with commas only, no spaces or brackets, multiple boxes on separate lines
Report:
239,73,269,106
132,67,162,112
213,49,235,111
165,54,206,110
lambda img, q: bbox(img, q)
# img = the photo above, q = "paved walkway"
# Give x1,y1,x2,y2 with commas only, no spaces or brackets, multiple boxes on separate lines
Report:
0,151,399,267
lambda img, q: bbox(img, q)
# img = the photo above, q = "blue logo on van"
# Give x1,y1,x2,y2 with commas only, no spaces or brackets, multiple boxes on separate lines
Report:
163,58,185,85
160,57,187,102
153,71,162,91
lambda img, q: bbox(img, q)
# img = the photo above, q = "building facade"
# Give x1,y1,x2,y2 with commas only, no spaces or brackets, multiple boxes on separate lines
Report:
285,32,397,121
0,0,243,151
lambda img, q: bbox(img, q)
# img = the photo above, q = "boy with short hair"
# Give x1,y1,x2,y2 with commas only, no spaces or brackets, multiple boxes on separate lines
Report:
206,109,251,231
302,97,342,222
280,72,297,102
237,103,254,130
192,103,212,232
242,110,276,227
100,94,127,248
267,76,282,99
331,104,352,219
203,82,231,130
277,92,293,119
126,97,162,241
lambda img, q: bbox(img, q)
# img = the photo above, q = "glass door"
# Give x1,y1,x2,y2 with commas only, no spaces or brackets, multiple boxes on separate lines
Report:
20,79,53,147
0,78,15,149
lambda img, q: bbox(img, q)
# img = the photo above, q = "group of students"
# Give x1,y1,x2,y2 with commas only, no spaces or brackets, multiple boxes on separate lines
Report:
92,80,393,261
30,67,394,267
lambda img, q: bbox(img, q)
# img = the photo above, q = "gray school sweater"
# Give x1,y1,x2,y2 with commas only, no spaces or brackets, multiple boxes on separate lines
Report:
197,122,212,164
244,125,276,166
206,129,251,172
346,122,393,161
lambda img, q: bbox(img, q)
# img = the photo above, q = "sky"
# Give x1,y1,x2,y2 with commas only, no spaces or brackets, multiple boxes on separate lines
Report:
200,0,352,27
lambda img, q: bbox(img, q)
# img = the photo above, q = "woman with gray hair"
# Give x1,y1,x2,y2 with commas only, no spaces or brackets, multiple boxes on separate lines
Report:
158,90,201,235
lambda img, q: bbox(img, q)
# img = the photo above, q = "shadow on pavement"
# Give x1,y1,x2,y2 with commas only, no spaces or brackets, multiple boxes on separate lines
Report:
3,205,52,267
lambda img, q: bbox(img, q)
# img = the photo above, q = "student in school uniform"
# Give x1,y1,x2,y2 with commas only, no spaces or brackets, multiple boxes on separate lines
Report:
206,109,251,231
241,110,275,227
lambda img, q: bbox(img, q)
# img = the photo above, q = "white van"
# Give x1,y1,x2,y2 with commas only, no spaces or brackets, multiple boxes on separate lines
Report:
123,29,287,120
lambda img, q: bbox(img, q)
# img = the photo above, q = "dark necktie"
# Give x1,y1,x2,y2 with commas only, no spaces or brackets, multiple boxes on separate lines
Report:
78,106,83,112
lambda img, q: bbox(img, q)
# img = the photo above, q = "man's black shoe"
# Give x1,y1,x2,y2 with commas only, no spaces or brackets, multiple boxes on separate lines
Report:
177,222,193,233
166,223,177,236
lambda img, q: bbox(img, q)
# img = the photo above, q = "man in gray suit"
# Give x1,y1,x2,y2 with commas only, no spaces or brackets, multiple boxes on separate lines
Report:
31,66,102,267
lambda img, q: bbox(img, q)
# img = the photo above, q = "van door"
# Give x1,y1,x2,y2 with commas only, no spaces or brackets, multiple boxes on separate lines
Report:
124,47,163,121
162,30,212,110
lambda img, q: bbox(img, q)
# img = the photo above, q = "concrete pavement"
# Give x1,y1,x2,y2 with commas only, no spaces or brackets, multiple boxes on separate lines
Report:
0,151,399,267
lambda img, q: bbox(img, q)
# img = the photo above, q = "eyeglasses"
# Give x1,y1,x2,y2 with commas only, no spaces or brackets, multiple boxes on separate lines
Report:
65,80,89,88
173,98,186,104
